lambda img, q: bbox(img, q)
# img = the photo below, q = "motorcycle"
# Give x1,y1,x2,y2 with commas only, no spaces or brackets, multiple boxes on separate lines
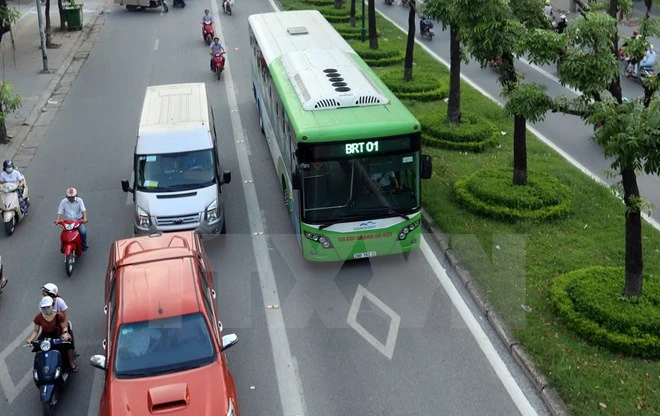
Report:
222,0,234,15
212,51,227,80
26,336,75,416
202,19,214,45
624,64,656,84
56,219,84,277
172,0,185,7
1,181,29,236
420,20,435,41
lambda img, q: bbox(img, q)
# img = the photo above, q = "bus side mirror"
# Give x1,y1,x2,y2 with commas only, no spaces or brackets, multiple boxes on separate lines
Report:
421,155,432,179
292,168,302,190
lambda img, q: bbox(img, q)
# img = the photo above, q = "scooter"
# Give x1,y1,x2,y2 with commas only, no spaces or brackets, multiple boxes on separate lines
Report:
56,219,84,277
27,336,75,416
624,65,656,84
212,51,227,80
420,21,435,41
1,181,29,236
222,0,234,15
172,0,185,7
202,19,214,45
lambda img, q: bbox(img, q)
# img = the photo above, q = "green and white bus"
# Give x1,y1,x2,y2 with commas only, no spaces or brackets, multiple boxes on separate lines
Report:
248,10,432,262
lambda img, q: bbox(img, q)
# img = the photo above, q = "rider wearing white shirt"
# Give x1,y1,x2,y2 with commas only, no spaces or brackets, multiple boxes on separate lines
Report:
0,160,28,215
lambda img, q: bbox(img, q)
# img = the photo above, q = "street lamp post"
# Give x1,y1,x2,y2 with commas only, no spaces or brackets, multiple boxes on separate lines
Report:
361,0,366,42
36,0,50,73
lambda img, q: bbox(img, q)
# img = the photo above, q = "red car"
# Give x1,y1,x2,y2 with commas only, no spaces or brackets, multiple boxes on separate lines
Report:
90,231,240,415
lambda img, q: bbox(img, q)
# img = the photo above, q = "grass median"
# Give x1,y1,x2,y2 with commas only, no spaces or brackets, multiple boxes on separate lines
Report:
276,2,660,414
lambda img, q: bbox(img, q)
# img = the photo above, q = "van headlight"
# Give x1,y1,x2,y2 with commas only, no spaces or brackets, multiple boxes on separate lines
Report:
137,207,150,228
206,199,219,223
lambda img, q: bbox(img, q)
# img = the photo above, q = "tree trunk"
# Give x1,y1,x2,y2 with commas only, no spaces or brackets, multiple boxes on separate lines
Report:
447,24,461,124
403,1,415,81
45,0,53,48
368,0,378,49
335,0,342,9
58,0,65,31
644,0,652,18
621,168,643,296
350,0,356,27
512,114,528,185
0,102,6,143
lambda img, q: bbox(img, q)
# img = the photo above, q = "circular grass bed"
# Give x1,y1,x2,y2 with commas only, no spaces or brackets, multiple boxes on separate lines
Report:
419,112,497,152
453,167,573,222
551,266,660,359
377,68,449,102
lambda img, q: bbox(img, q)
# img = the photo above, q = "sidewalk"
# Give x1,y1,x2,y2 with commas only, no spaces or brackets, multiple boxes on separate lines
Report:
0,0,111,170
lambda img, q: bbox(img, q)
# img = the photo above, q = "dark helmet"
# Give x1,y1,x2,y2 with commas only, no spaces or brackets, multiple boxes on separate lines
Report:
2,160,13,171
214,37,220,41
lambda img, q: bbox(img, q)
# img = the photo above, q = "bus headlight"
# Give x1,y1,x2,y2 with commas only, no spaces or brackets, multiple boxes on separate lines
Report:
206,199,219,223
398,220,420,240
304,232,334,248
137,207,150,228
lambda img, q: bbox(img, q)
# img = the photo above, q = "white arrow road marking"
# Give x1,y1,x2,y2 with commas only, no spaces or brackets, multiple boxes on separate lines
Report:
0,324,37,404
347,284,401,360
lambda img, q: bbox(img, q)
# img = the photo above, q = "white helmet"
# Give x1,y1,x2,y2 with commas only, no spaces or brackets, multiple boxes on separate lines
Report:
66,187,78,198
42,283,58,296
39,296,54,308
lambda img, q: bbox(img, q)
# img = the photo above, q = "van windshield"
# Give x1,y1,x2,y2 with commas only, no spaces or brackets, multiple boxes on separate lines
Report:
136,149,216,192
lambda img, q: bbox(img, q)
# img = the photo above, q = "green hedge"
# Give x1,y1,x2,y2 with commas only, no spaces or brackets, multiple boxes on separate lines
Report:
377,68,449,102
453,167,573,222
348,39,404,66
303,0,334,5
419,112,497,152
333,23,380,40
551,267,660,359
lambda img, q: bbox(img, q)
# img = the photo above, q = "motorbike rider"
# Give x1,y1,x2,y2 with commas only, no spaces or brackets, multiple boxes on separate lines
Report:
554,14,567,34
201,9,213,24
635,45,656,77
419,16,432,36
222,0,232,12
544,0,553,18
209,37,226,70
42,283,75,349
54,187,88,251
0,160,28,215
26,296,78,372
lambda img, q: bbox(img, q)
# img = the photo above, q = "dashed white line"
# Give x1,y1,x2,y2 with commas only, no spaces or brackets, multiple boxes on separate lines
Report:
0,324,36,404
420,237,538,416
211,0,307,415
154,38,160,51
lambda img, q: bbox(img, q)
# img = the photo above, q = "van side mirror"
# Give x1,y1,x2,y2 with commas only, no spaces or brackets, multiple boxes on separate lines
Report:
90,354,107,371
221,171,231,185
121,179,134,193
292,167,302,190
421,155,432,179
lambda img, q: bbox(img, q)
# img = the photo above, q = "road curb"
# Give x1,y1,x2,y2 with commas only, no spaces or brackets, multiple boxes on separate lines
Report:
5,0,114,168
421,208,571,416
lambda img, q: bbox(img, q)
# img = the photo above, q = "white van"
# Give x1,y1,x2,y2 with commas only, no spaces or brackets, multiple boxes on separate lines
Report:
121,83,231,237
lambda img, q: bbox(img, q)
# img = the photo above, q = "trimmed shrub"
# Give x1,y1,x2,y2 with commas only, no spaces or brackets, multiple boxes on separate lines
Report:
348,39,404,66
303,0,334,5
453,167,573,222
334,23,380,40
551,267,660,359
419,112,497,152
377,68,449,102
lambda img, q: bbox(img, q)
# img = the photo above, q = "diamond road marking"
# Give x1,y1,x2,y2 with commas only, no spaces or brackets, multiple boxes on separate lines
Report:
0,324,37,404
347,284,401,360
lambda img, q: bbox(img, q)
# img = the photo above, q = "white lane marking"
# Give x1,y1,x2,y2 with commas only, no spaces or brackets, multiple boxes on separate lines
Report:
420,237,537,416
379,12,660,233
347,284,401,360
87,369,105,416
211,0,307,414
154,38,160,51
0,324,37,404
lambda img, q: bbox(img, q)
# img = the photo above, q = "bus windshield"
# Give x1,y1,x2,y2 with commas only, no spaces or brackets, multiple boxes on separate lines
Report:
135,149,216,192
301,152,420,223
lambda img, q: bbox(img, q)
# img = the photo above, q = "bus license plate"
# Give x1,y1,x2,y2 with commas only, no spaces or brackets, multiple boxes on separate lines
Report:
354,251,377,259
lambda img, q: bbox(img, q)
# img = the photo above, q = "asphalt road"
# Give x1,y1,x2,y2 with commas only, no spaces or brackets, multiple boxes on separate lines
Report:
0,1,552,415
378,3,660,225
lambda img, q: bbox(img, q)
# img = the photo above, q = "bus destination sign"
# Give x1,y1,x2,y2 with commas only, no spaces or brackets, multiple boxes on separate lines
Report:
303,136,416,160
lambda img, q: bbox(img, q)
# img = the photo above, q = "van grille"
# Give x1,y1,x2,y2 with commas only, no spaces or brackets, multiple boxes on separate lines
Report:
155,213,200,227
